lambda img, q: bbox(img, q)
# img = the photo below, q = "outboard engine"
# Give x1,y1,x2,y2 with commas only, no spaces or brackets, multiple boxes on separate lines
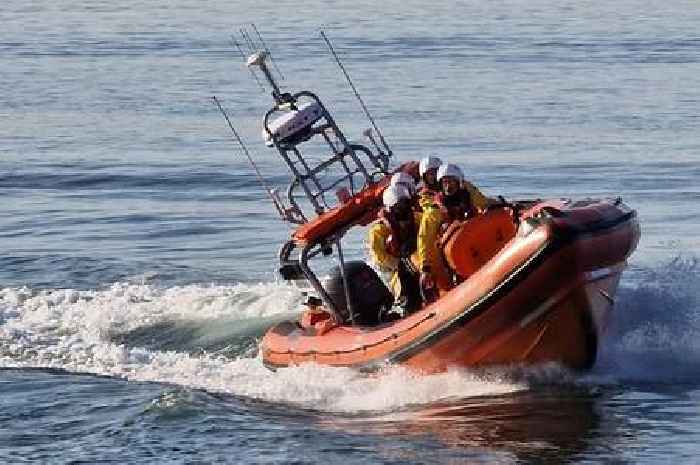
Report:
325,261,394,325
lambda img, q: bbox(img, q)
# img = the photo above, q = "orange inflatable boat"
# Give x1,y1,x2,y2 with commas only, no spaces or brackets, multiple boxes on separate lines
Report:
262,194,639,373
227,46,640,373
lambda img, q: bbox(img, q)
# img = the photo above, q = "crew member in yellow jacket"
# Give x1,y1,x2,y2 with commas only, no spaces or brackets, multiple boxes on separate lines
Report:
417,156,442,211
417,163,493,299
367,182,422,313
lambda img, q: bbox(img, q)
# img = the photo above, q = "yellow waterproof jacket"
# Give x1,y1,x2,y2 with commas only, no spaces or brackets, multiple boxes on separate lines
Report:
415,180,489,291
420,182,488,212
416,203,452,291
367,221,399,272
367,212,422,270
463,180,489,212
417,188,438,212
367,212,422,297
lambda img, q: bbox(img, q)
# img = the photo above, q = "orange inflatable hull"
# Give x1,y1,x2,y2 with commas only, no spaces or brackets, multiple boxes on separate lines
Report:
262,198,640,373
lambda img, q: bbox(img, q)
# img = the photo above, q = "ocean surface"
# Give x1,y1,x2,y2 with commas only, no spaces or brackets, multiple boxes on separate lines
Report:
2,1,700,463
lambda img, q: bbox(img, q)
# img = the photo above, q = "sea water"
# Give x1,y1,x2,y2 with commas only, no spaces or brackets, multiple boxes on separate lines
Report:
2,1,699,463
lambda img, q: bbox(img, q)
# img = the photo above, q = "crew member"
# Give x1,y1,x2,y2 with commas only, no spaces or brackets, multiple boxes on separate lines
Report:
417,156,442,210
390,171,418,199
436,163,490,222
367,184,422,313
417,163,494,298
416,203,448,303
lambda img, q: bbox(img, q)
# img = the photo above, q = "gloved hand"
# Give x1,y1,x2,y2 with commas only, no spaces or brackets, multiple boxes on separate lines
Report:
419,269,438,304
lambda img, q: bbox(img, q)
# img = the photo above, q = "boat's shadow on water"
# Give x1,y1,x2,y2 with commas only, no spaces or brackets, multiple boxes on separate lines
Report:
315,388,615,464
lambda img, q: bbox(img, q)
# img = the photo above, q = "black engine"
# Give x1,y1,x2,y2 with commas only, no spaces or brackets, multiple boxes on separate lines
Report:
325,261,394,325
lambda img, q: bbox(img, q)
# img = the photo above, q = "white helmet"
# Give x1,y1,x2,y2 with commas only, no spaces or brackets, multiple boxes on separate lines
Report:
437,163,463,182
390,172,417,196
419,156,442,177
382,184,411,208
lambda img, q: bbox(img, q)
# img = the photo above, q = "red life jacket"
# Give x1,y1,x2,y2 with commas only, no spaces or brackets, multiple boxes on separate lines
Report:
378,209,417,258
437,189,476,223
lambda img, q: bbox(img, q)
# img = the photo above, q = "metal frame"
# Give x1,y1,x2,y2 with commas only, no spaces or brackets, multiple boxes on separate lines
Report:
246,46,392,324
263,91,389,220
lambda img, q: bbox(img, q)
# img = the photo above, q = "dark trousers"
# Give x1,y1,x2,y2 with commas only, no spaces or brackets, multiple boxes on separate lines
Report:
397,258,421,314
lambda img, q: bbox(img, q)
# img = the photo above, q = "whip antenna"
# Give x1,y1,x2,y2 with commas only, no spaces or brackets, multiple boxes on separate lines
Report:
250,23,284,81
239,28,257,53
211,96,287,219
320,30,392,157
231,36,265,92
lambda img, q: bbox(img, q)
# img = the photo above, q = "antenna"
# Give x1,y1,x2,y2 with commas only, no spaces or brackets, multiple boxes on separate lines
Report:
211,96,302,223
320,30,393,158
246,50,283,101
232,26,288,103
239,27,257,53
250,23,284,81
362,128,384,156
231,36,265,92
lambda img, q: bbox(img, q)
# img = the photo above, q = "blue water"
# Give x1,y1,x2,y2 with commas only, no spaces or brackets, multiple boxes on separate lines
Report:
2,1,700,463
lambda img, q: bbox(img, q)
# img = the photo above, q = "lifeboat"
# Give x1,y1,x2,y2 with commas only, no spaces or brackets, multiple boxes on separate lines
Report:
223,40,640,374
262,195,639,373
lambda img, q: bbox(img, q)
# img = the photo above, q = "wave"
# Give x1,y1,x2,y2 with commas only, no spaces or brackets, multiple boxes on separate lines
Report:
593,256,700,383
0,281,524,412
0,257,697,412
0,167,290,192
